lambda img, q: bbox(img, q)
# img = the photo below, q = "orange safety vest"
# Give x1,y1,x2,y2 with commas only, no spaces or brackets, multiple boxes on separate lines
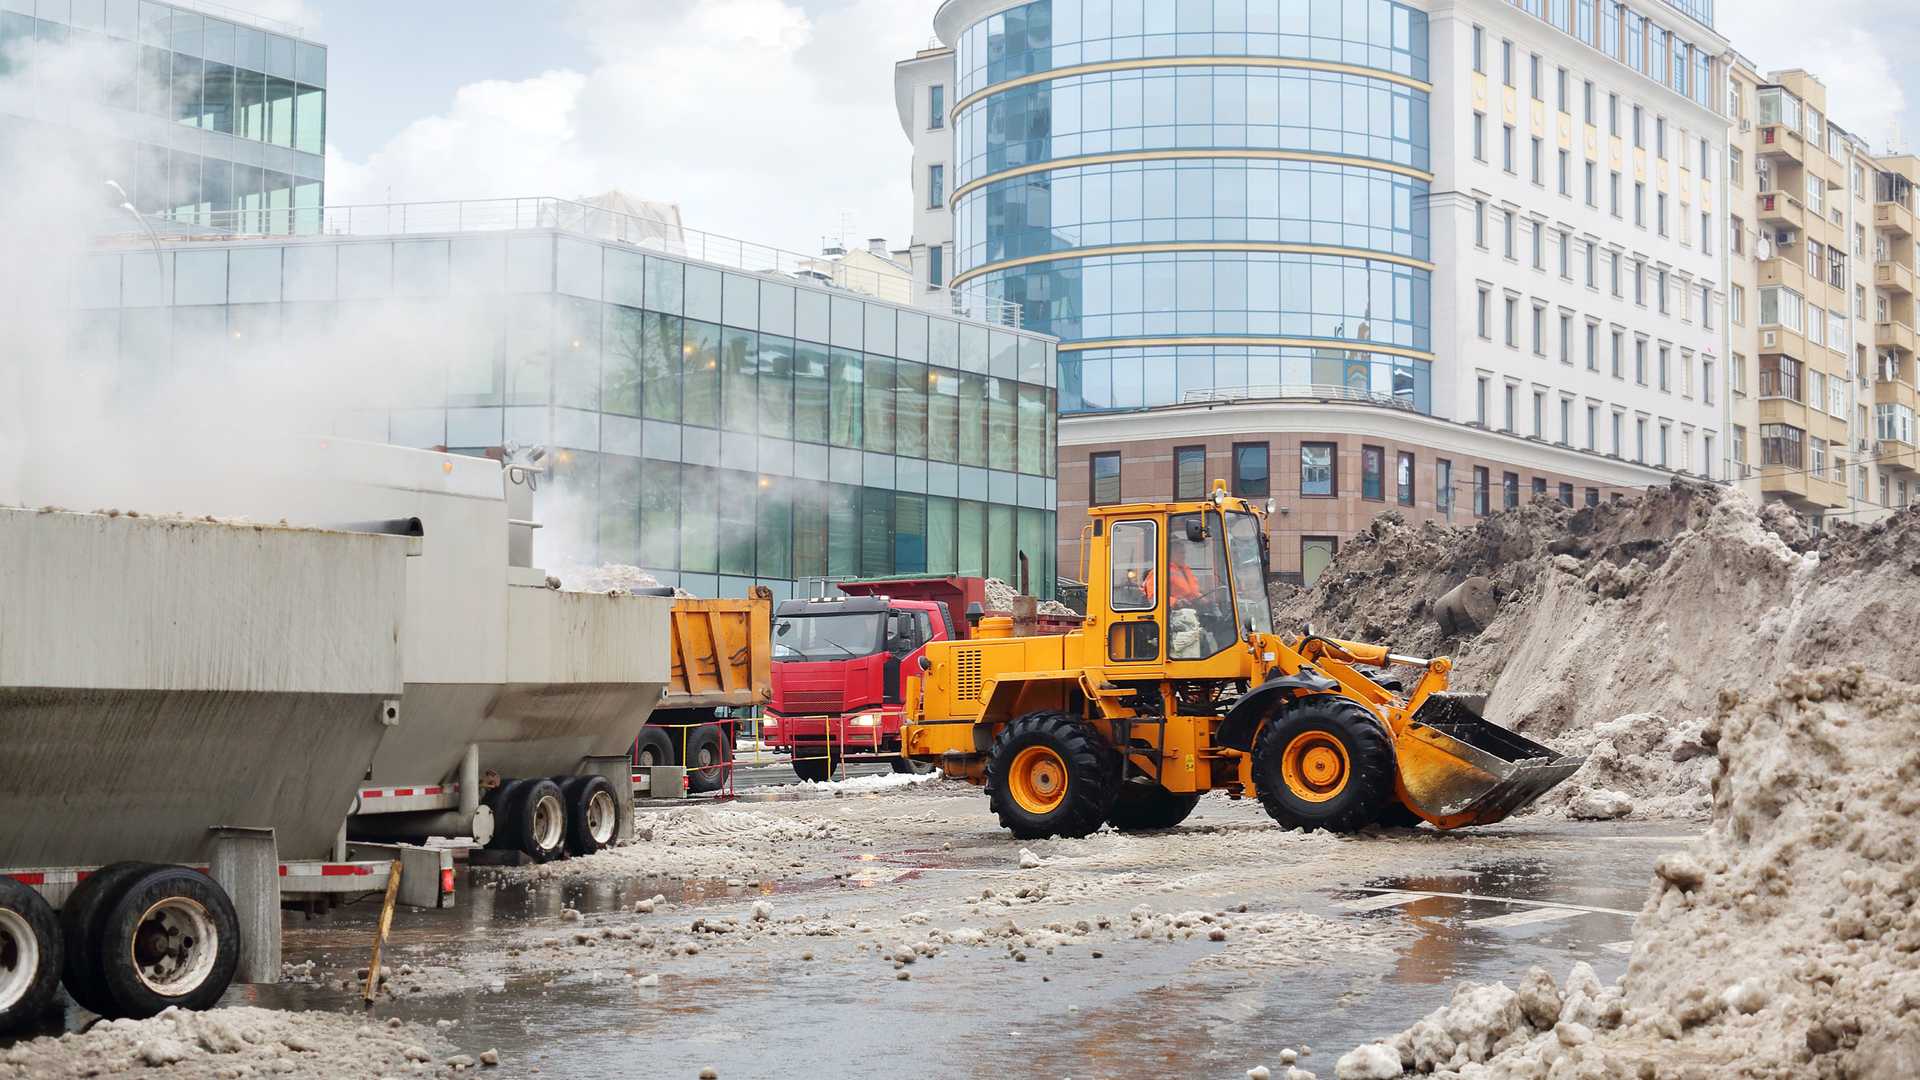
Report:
1144,562,1201,604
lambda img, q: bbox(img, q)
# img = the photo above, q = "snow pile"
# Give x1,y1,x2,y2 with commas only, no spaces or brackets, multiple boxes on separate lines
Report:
557,562,695,597
1276,487,1920,818
0,1006,468,1078
1341,667,1920,1078
787,769,943,793
982,577,1020,611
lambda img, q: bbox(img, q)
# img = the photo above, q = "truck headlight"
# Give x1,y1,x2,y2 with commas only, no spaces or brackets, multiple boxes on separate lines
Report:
762,717,779,729
851,715,879,728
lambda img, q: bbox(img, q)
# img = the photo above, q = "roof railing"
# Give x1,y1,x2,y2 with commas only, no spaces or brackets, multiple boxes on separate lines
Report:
117,197,1026,329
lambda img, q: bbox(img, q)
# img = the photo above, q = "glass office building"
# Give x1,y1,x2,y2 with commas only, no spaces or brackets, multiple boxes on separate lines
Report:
0,0,326,226
72,223,1061,600
943,0,1434,414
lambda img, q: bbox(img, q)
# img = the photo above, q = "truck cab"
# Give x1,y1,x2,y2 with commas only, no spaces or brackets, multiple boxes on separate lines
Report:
763,594,950,780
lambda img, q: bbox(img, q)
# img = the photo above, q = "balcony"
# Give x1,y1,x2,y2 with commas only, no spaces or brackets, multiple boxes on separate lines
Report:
1877,320,1918,355
1879,200,1916,238
1878,260,1917,297
1757,191,1806,231
1757,123,1805,167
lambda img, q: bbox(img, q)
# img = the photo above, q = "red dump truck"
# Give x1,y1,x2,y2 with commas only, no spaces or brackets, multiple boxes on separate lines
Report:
763,577,1079,781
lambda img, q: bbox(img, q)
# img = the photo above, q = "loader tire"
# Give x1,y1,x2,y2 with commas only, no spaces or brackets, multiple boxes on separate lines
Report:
1253,696,1396,834
0,876,62,1033
59,861,157,1016
1106,784,1202,832
986,712,1119,840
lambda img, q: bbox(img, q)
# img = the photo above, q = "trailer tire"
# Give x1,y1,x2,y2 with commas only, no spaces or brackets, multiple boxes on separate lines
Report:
58,861,156,1015
95,866,239,1018
1106,784,1202,832
561,775,620,856
1252,696,1396,834
683,725,729,794
986,711,1120,840
791,747,839,783
0,877,62,1033
503,779,568,863
633,727,675,770
481,781,525,851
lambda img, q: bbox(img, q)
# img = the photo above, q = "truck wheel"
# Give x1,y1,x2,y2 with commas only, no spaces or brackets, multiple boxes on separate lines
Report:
481,781,525,851
95,866,240,1018
59,861,155,1015
1106,784,1202,832
633,727,675,770
0,878,62,1033
986,711,1120,840
561,775,621,856
791,747,838,783
504,779,568,862
683,725,729,794
1252,696,1396,834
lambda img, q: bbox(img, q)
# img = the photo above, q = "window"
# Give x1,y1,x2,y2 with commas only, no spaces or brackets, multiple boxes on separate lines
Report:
1437,459,1454,517
927,164,944,207
1585,321,1599,371
1503,472,1520,511
1532,390,1545,436
1611,411,1623,456
1532,222,1544,269
1558,67,1569,111
1532,136,1544,185
1533,303,1546,355
1760,355,1803,401
1730,284,1744,325
1559,397,1572,444
1634,181,1645,227
1658,345,1670,391
1586,403,1598,449
1559,229,1571,278
1361,445,1385,501
1760,423,1805,468
1473,26,1486,73
1473,467,1490,517
1729,147,1743,187
1656,117,1667,159
1558,148,1570,195
1502,39,1514,87
1108,520,1157,615
1657,192,1667,236
927,244,945,288
1585,487,1600,507
1504,210,1516,258
1474,113,1487,161
1656,269,1668,314
1583,79,1594,123
1477,287,1491,339
1090,452,1121,505
1559,313,1572,364
1586,161,1597,206
1474,199,1487,247
1702,358,1714,405
1504,124,1516,173
1505,296,1518,346
1702,435,1714,481
1532,477,1548,501
1530,54,1541,100
1633,259,1644,306
1397,452,1415,507
1702,285,1715,330
1635,337,1648,384
1759,286,1804,332
1585,240,1597,287
1301,538,1338,588
1300,443,1335,497
1809,436,1825,480
1232,443,1270,498
1611,330,1623,378
1610,171,1622,217
1635,417,1647,463
1608,93,1620,135
1632,104,1644,148
1731,353,1747,395
929,84,945,129
1558,482,1574,507
1504,382,1517,432
1476,376,1490,425
1173,445,1206,500
1701,212,1712,255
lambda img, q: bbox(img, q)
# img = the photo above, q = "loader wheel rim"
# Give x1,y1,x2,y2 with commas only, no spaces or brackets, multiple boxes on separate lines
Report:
1280,731,1351,803
1007,746,1069,815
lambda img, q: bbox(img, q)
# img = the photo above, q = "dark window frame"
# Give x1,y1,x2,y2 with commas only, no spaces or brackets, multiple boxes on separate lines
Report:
1089,451,1121,506
1503,471,1521,511
1173,444,1208,500
1300,442,1337,498
1360,444,1386,502
1231,442,1271,499
1473,466,1491,517
1396,451,1416,507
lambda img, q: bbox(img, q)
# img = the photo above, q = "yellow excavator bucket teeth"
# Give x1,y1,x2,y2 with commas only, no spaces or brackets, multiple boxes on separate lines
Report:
1396,694,1584,827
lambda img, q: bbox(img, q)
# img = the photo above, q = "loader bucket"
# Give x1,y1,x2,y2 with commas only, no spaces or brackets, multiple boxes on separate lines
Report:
1393,693,1584,827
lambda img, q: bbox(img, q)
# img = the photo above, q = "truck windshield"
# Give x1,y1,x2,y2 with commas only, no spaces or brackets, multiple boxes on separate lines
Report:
772,613,884,660
1225,512,1275,637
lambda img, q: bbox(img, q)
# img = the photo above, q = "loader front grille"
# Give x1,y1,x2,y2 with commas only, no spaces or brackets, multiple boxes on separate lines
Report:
954,649,983,702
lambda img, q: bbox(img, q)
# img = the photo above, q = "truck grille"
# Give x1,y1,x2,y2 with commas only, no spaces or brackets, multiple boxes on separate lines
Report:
954,648,983,703
783,690,845,714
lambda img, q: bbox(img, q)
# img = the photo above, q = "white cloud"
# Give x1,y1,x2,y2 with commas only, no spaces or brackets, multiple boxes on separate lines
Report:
325,0,934,255
1729,1,1914,151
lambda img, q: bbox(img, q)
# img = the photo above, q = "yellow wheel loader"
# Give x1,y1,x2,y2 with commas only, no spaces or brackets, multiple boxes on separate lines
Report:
900,482,1583,839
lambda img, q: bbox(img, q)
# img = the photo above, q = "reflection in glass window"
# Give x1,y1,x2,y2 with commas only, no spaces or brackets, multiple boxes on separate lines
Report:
1174,445,1206,499
758,335,795,439
957,500,986,577
721,327,757,433
1301,443,1335,496
793,341,829,442
928,368,960,462
863,354,895,454
681,320,721,427
896,361,929,459
1108,520,1156,613
958,373,988,466
987,376,1017,472
602,306,646,417
1233,443,1269,498
1090,451,1121,505
926,495,957,575
1164,512,1234,659
829,348,863,448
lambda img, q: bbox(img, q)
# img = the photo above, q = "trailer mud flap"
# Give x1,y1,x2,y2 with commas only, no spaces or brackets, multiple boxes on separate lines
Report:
1395,694,1584,827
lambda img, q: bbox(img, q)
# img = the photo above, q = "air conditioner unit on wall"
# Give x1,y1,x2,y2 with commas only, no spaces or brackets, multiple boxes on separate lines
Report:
1739,118,1752,133
1775,230,1795,247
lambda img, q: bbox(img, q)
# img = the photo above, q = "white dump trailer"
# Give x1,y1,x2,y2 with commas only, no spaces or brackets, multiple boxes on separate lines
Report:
0,505,447,1031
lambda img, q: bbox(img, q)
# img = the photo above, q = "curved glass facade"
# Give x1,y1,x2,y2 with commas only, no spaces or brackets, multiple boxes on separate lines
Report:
949,0,1433,415
954,0,1430,100
954,66,1429,186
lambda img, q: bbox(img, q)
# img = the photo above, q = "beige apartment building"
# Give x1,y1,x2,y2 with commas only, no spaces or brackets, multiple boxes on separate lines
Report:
1725,61,1920,520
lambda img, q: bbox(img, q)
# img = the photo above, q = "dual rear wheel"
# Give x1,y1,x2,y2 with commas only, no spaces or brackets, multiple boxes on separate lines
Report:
485,774,622,862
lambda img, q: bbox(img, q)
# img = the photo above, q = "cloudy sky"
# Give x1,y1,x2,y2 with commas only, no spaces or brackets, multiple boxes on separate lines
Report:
256,0,1916,257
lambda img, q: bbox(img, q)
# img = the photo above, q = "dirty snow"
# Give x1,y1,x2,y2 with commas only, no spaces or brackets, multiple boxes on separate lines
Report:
1343,667,1920,1078
0,1006,468,1079
1277,487,1920,819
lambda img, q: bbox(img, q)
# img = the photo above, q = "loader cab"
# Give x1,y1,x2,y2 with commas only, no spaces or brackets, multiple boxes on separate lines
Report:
1090,481,1275,674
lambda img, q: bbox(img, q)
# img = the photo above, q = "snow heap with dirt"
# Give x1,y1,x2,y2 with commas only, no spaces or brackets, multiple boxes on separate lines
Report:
1335,666,1920,1079
1276,485,1920,818
0,1006,475,1079
982,577,1079,617
556,562,695,597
